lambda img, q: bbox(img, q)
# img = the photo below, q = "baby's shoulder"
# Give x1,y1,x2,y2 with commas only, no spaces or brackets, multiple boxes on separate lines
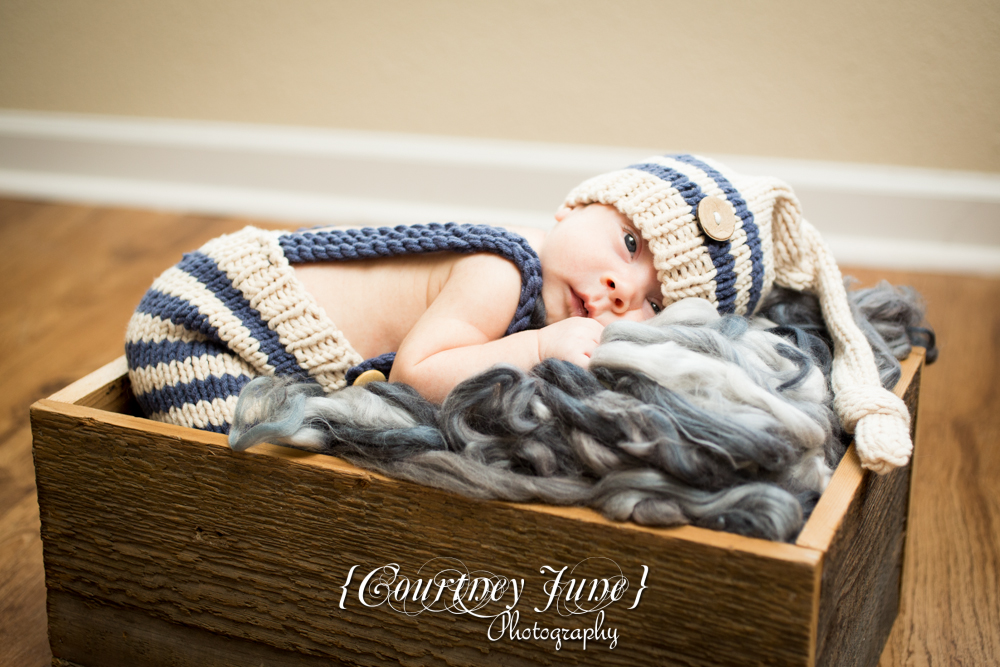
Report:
425,252,525,328
446,251,524,297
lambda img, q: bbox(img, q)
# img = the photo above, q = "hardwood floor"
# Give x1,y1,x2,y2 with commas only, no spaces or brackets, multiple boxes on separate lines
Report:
1,197,997,666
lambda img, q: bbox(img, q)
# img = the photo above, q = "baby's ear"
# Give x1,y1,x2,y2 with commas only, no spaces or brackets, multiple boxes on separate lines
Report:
554,206,573,223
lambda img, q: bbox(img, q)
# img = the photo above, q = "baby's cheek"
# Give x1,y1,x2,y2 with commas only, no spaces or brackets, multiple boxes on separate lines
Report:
627,310,653,323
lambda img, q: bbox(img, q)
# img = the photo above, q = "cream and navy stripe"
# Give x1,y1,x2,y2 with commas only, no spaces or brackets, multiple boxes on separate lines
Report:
126,223,543,434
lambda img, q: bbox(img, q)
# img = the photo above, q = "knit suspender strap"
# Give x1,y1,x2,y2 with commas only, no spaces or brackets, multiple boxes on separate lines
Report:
277,223,544,384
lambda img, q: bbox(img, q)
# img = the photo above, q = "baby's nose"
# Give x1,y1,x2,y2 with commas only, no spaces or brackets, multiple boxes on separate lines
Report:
603,276,636,313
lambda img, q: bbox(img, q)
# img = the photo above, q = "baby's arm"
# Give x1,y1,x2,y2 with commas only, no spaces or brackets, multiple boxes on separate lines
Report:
389,254,603,403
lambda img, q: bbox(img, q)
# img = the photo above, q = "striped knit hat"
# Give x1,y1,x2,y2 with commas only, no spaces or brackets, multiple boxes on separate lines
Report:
562,154,912,474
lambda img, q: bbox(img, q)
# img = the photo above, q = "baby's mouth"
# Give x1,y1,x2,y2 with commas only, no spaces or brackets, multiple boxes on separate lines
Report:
571,289,589,318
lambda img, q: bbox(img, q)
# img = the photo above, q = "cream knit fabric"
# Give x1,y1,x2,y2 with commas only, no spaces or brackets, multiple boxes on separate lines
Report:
563,154,912,474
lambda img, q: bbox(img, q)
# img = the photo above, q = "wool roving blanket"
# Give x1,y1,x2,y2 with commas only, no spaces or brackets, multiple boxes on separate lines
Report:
228,282,934,542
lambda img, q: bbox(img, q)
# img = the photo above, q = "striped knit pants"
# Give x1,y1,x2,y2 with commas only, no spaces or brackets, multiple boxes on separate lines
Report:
125,227,363,433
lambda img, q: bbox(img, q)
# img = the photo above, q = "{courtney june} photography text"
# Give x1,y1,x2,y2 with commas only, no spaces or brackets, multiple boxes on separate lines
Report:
336,557,650,651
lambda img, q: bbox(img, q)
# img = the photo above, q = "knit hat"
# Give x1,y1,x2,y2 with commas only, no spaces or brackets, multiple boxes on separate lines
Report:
562,154,912,474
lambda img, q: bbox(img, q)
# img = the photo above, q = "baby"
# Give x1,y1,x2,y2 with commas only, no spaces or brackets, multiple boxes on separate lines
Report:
292,203,661,402
126,154,913,474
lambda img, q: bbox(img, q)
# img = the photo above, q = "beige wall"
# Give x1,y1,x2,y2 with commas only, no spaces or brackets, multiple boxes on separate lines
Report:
1,0,998,172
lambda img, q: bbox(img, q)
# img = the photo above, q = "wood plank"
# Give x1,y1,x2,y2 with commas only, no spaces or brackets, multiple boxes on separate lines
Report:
0,427,50,667
32,399,820,667
815,465,910,667
46,356,133,411
36,394,824,567
47,590,342,667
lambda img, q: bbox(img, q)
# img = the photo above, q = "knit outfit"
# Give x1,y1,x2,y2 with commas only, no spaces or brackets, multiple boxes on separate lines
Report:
125,224,543,434
563,154,912,474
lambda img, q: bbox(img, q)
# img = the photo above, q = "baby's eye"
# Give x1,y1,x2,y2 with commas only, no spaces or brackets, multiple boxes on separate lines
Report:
649,301,662,314
623,232,638,254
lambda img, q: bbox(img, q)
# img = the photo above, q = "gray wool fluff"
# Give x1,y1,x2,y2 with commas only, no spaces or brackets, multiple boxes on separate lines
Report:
229,281,933,542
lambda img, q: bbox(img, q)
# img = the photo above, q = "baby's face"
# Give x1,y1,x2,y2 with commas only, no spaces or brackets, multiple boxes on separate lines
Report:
539,204,663,325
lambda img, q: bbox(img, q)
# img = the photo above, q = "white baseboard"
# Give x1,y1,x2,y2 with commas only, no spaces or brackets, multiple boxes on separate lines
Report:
2,109,999,274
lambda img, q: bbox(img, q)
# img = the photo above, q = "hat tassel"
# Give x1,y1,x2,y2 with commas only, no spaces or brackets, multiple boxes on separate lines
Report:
802,222,913,474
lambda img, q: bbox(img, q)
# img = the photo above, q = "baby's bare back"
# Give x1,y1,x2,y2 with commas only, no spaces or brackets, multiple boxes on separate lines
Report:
292,224,547,363
293,253,461,360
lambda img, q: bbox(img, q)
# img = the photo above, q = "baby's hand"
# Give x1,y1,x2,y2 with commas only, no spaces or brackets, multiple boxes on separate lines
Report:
537,317,605,368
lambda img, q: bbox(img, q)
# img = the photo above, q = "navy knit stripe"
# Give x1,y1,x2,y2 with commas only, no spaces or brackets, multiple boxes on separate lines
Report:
628,161,738,312
136,373,251,415
134,378,233,434
135,284,300,379
135,289,218,339
279,223,543,337
670,155,765,314
125,338,252,432
199,421,229,435
125,338,232,376
174,252,308,379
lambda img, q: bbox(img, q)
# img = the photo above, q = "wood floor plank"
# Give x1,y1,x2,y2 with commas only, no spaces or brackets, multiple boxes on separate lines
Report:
1,196,998,666
0,427,49,667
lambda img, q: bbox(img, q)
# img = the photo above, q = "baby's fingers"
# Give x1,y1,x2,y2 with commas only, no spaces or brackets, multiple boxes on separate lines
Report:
538,317,604,365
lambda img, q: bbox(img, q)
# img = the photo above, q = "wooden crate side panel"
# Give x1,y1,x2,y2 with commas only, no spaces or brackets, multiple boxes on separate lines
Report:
32,403,820,667
47,590,343,667
46,357,131,410
814,364,922,667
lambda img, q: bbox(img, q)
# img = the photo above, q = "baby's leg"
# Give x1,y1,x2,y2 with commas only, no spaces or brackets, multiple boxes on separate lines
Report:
126,309,257,433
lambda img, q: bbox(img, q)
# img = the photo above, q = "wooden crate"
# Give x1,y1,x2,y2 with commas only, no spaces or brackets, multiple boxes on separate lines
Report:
30,350,924,667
